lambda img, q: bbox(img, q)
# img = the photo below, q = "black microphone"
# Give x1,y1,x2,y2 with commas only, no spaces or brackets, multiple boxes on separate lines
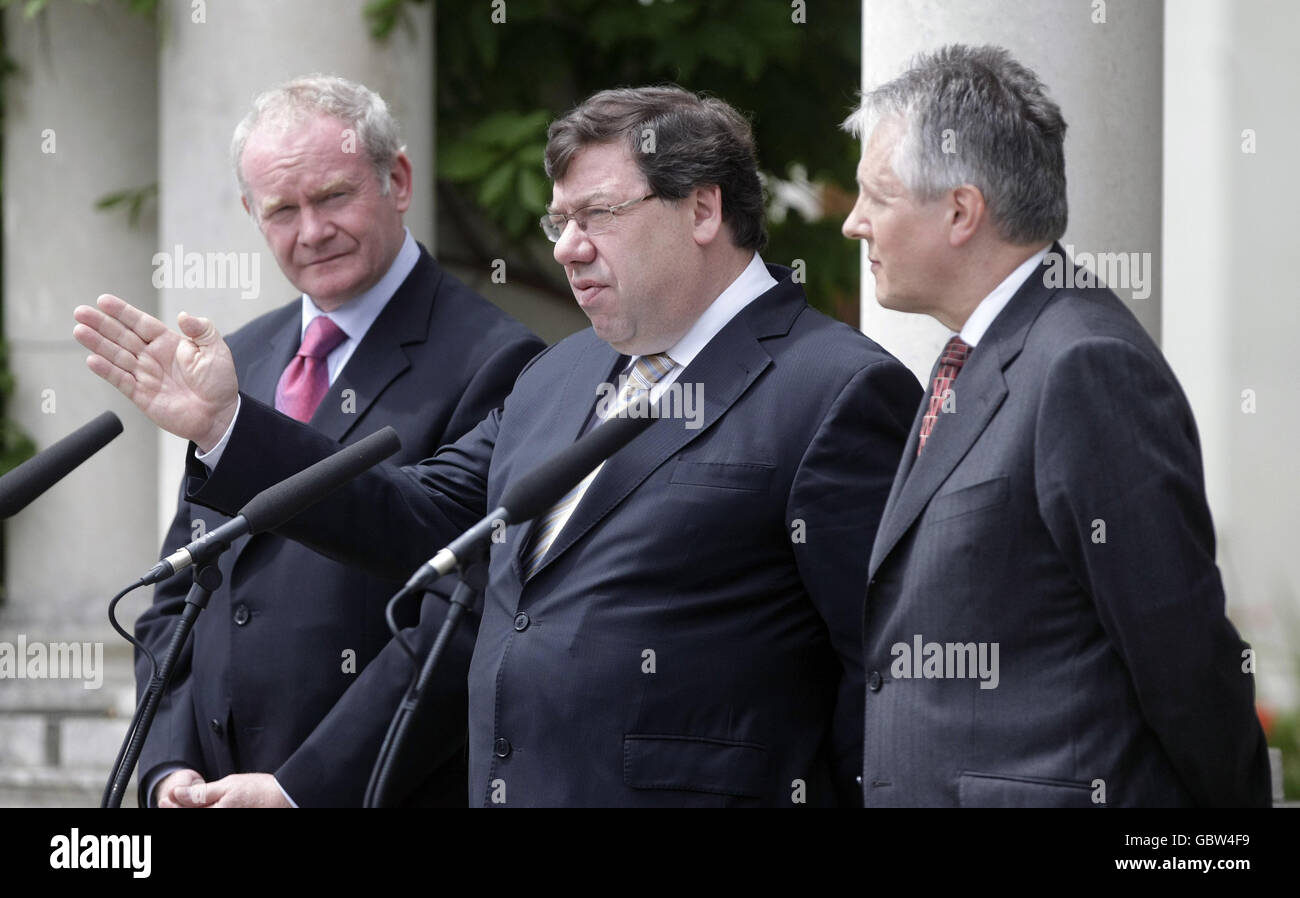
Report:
142,426,402,584
0,411,123,519
406,411,655,588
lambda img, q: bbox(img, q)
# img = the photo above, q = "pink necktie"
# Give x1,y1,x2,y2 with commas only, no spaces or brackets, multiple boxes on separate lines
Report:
275,316,348,422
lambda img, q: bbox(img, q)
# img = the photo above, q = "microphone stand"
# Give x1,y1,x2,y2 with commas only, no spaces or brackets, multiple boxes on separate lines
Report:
364,554,485,808
102,561,224,808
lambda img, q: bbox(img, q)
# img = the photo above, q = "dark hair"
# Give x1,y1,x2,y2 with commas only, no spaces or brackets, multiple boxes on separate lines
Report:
545,85,767,251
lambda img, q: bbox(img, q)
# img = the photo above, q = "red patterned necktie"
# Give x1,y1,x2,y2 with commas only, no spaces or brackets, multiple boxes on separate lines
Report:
275,315,348,423
916,336,970,456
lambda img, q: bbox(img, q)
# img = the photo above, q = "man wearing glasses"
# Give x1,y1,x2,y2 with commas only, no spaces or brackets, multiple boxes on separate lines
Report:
76,85,921,806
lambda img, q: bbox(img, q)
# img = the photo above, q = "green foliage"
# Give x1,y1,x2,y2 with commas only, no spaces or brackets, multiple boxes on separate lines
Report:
439,110,550,238
1267,710,1300,800
374,0,863,321
95,181,157,227
0,0,160,20
0,341,34,473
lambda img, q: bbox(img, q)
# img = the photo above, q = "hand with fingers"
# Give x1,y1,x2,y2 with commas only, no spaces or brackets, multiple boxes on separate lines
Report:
155,768,208,808
72,294,240,452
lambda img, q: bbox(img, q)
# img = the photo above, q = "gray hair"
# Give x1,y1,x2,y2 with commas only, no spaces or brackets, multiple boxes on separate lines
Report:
842,44,1068,245
230,74,403,207
545,85,767,252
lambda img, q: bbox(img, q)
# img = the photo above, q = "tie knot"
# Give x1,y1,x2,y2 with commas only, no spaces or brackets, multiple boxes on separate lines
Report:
939,336,970,370
299,315,347,360
629,352,677,389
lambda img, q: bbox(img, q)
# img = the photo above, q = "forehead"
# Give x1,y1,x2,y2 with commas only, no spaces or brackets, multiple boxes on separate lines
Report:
857,117,906,188
550,140,645,208
241,114,366,186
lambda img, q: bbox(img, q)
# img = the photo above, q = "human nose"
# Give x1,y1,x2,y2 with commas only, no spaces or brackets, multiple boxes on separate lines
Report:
553,218,595,266
842,197,871,241
298,203,336,246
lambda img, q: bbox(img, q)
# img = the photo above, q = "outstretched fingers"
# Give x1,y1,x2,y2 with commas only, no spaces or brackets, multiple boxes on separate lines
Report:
94,293,171,345
83,351,138,399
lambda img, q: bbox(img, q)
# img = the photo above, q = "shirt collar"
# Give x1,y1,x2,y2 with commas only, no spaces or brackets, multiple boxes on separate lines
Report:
958,245,1050,348
652,251,777,370
299,227,420,341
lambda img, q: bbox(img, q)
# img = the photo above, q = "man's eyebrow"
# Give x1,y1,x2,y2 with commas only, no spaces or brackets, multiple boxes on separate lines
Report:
258,194,287,215
547,190,610,214
313,177,355,196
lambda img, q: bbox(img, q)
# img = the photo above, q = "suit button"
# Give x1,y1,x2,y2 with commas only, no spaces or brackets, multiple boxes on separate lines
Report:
233,604,250,626
493,737,512,758
868,671,882,692
513,612,530,632
209,719,223,736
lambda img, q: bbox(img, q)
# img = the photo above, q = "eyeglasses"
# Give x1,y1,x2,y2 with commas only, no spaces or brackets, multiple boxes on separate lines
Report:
540,194,656,242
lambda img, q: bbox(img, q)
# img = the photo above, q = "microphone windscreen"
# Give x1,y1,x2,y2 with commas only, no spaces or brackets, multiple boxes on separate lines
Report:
0,411,123,519
240,426,401,533
501,412,654,523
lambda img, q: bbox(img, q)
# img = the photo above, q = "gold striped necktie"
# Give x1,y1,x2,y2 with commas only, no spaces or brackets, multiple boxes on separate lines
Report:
521,352,677,579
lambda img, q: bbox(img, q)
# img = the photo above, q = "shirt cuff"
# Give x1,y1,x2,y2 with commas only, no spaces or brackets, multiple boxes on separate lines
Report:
194,395,242,471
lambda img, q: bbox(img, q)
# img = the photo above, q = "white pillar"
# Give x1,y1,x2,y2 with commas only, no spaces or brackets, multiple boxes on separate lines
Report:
857,0,1164,382
2,1,160,632
1165,0,1300,709
154,0,434,535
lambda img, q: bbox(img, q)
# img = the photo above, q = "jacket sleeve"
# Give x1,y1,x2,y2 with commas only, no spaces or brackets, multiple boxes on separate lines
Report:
1034,336,1271,807
787,357,922,806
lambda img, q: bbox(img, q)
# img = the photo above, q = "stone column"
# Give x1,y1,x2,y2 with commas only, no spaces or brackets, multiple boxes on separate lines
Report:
1164,0,1300,711
1,0,160,806
857,0,1163,380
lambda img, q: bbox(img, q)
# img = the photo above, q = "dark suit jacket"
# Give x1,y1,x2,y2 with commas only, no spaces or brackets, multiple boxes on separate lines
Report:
862,244,1271,807
134,246,544,807
182,265,922,806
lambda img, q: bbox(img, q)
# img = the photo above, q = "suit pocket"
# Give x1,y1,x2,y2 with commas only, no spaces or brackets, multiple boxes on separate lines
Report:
624,734,767,798
669,460,775,492
957,771,1096,808
928,476,1009,524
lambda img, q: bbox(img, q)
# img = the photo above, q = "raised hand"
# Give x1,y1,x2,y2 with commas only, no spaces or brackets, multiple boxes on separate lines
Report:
73,294,240,452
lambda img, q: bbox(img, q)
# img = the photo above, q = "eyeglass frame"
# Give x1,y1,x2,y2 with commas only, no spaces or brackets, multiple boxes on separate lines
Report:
540,193,657,242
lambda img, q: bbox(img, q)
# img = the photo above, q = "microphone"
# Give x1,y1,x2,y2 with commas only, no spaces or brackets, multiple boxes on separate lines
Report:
0,411,123,519
142,425,402,584
406,411,655,588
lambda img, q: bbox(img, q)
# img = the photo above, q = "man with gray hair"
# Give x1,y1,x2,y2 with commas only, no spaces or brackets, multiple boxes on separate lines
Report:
111,74,542,807
842,45,1270,806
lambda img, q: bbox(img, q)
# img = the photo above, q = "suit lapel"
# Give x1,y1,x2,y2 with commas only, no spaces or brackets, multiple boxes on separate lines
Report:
509,339,625,579
518,271,801,582
244,311,301,406
867,247,1061,577
309,250,438,442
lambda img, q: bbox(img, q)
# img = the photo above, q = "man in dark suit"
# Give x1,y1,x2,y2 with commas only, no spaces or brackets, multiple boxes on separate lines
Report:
76,86,921,806
841,45,1270,806
110,75,542,807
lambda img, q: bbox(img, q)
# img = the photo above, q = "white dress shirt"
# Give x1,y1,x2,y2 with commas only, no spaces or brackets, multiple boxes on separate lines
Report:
957,245,1051,348
534,252,777,558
